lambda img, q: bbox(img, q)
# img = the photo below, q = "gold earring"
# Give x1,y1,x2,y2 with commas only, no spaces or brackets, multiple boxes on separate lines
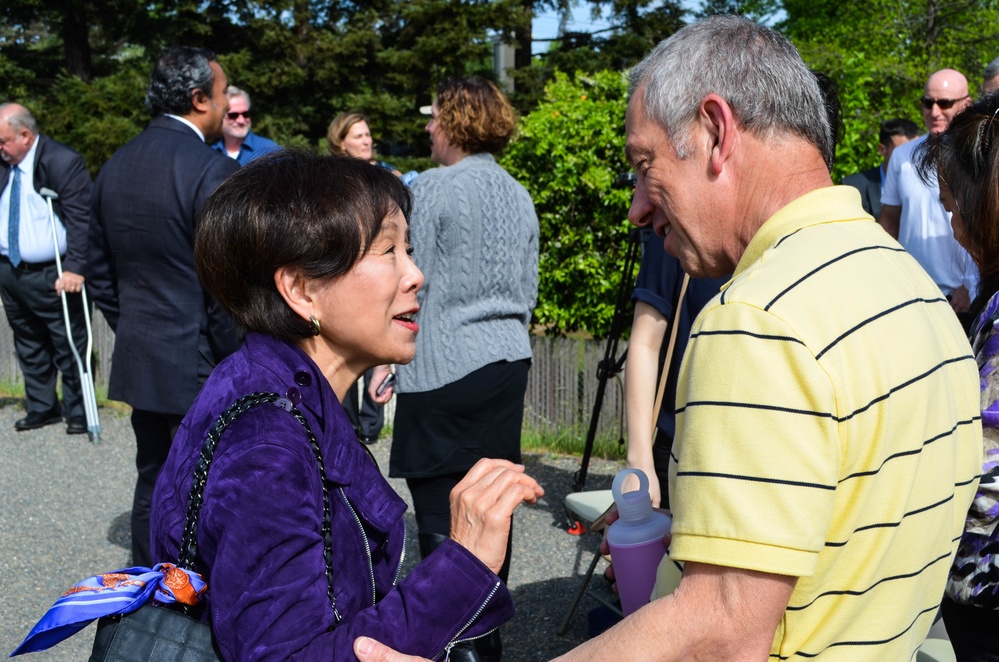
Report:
309,315,321,336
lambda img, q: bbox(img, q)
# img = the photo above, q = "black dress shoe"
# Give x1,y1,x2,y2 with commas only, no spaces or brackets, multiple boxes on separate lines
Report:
14,410,63,431
66,417,88,435
445,642,481,662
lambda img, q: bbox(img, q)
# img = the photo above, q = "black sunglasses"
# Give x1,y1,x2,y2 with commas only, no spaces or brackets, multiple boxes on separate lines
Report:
920,95,970,110
226,110,251,120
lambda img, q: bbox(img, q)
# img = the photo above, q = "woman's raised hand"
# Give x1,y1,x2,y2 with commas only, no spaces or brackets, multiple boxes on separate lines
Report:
449,458,544,576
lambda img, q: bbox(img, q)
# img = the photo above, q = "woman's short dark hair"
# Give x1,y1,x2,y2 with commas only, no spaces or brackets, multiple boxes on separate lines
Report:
195,151,412,341
917,92,999,318
435,77,517,154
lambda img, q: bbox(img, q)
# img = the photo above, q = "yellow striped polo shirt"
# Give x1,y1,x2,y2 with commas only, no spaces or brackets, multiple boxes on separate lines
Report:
667,186,983,660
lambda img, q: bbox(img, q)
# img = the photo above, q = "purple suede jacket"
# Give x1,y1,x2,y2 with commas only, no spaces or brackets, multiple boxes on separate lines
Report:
151,332,514,660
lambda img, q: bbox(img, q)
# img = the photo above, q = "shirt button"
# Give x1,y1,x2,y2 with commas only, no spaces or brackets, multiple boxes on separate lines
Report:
286,386,302,405
294,371,312,387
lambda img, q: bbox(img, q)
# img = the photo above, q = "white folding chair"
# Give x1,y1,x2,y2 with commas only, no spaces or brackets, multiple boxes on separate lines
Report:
558,489,622,635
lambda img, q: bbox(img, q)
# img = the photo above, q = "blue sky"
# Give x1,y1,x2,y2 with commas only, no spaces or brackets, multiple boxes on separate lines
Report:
533,0,702,54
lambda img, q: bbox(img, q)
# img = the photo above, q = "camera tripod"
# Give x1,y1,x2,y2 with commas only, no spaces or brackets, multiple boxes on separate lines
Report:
570,225,650,494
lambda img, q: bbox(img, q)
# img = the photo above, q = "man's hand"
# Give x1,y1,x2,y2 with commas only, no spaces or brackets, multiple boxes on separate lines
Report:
54,271,84,295
354,637,431,662
950,284,971,314
877,204,901,239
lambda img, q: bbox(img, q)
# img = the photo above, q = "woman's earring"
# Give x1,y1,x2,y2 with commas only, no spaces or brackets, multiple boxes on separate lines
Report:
309,315,321,336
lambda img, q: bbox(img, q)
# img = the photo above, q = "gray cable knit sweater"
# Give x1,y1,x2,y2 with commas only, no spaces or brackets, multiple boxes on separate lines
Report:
396,152,539,393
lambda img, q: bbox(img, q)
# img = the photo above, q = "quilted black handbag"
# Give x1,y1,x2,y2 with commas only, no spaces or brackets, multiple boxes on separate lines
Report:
90,392,337,662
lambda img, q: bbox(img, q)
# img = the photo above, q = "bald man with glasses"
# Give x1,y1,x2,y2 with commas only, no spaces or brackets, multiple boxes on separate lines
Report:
879,69,977,321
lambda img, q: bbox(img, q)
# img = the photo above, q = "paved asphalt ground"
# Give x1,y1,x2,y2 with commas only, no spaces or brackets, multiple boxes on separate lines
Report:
0,399,623,661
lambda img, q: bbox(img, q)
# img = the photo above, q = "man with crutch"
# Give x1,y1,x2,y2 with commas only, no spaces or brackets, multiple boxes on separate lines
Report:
0,102,93,436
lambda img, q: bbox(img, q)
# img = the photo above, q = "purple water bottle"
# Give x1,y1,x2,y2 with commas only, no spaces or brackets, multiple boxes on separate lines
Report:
606,467,672,616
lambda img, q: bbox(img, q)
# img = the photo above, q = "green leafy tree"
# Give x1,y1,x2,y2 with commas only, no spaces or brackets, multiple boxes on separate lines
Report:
501,70,632,337
514,0,685,111
779,0,999,182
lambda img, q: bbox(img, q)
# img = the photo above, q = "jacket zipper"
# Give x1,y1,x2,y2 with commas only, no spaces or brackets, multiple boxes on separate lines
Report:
339,487,377,606
392,521,407,586
436,581,501,661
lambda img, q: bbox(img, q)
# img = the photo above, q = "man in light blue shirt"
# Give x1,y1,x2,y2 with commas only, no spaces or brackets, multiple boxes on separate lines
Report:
211,86,280,165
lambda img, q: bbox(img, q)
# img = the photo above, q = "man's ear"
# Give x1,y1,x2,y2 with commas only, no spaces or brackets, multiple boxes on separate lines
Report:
190,88,210,114
699,94,737,176
274,265,313,322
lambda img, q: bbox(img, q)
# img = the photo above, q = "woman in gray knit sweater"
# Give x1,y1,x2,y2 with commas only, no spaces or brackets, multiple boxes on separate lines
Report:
372,77,538,662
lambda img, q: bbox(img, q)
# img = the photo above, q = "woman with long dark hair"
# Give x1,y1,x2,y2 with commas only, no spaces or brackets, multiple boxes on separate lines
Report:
917,94,999,661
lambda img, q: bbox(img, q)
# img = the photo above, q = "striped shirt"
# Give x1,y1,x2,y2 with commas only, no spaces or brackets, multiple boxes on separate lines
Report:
667,186,982,660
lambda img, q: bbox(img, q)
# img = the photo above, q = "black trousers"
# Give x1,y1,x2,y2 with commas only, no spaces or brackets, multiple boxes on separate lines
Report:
129,409,183,566
941,597,999,661
652,427,674,510
343,368,384,439
0,261,88,419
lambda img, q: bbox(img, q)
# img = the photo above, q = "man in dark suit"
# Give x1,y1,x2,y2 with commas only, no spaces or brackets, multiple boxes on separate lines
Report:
842,118,919,219
0,103,92,434
88,46,239,565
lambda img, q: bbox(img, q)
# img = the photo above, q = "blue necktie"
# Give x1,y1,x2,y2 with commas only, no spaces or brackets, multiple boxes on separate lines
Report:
8,166,21,267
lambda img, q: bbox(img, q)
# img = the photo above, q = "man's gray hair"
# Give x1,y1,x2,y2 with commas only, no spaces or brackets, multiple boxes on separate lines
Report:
225,86,251,109
630,15,833,168
984,56,999,86
0,103,39,136
145,46,217,118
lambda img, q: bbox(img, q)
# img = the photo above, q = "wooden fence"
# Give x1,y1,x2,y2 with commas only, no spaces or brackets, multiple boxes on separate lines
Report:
0,315,626,440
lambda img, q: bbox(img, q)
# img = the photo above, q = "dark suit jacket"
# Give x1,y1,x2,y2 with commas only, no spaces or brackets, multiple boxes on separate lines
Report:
87,115,240,415
0,135,92,273
842,166,882,219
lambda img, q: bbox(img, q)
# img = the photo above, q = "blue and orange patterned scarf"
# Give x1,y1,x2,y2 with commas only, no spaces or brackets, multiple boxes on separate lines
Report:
10,563,207,656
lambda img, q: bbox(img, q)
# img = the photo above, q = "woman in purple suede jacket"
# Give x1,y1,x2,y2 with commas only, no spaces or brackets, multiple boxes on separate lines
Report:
149,152,543,661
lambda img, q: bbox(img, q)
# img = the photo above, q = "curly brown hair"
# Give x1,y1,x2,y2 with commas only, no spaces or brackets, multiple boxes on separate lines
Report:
434,77,516,154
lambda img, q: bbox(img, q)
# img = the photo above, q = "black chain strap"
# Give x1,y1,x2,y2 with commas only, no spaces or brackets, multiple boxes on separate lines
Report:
178,391,339,621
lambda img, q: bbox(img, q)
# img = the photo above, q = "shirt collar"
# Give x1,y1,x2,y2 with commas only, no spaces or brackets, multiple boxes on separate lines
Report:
733,185,869,281
240,131,257,151
10,134,39,180
163,114,205,142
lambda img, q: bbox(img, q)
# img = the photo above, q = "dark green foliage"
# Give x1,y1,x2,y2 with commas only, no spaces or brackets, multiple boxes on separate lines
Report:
7,0,999,337
781,0,999,182
501,71,632,337
33,58,149,176
512,0,685,112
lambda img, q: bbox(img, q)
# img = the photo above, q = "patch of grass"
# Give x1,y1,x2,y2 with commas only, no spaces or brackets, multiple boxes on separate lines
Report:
0,379,131,416
521,424,626,460
0,378,25,399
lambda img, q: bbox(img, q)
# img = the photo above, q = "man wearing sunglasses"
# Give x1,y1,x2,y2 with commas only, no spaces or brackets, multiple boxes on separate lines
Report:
212,86,281,166
879,69,976,322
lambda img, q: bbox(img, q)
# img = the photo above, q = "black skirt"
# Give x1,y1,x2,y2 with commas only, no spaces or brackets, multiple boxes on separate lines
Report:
390,359,530,478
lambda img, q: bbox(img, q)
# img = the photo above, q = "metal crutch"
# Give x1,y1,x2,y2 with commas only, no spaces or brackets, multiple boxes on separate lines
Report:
39,187,101,444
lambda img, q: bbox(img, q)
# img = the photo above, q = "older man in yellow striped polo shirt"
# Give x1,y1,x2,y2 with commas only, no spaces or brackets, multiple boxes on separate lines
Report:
351,15,983,662
587,15,979,662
